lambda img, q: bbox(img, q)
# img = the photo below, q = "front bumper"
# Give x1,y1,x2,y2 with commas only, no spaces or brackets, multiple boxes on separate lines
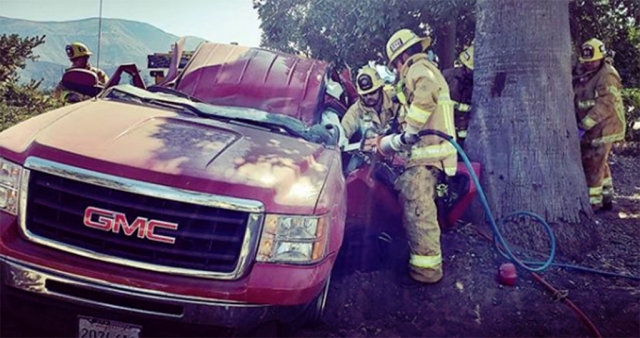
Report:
0,257,305,336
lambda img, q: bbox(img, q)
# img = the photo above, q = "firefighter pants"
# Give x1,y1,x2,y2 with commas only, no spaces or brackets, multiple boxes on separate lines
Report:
395,166,443,283
581,142,614,208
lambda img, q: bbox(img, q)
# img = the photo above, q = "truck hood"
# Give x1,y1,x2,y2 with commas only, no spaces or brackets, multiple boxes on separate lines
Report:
0,100,338,214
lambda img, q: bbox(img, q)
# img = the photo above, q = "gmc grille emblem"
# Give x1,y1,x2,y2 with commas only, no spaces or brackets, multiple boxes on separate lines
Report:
83,206,179,244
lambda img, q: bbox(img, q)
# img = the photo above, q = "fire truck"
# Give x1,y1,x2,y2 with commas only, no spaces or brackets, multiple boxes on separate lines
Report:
147,49,194,85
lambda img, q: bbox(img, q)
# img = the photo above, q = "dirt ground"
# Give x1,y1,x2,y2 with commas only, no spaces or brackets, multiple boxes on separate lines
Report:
299,148,640,338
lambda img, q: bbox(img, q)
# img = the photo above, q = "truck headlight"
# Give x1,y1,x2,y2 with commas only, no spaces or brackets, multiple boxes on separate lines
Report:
257,215,328,263
0,158,23,215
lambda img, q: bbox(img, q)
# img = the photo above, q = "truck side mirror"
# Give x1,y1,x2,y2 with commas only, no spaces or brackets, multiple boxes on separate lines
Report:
61,69,104,97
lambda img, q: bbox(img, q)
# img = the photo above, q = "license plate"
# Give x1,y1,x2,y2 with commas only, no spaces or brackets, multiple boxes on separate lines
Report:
77,316,141,338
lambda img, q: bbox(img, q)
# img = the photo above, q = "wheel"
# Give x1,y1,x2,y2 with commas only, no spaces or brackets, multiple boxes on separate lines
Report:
305,274,331,326
277,275,332,336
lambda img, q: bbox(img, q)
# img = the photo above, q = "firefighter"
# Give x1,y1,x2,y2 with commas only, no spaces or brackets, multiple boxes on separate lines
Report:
573,38,626,211
442,46,474,146
53,42,109,101
341,66,402,147
378,28,457,284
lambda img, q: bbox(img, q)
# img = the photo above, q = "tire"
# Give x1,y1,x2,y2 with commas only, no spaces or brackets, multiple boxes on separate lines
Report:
277,275,332,336
305,274,331,326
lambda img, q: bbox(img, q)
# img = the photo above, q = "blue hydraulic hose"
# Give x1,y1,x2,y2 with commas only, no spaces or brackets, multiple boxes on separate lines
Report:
531,261,640,281
404,130,639,280
417,129,557,272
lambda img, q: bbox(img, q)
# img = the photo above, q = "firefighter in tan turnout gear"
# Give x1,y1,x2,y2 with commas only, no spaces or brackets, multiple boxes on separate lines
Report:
341,66,402,146
378,29,457,283
54,42,109,102
573,38,626,211
442,46,474,146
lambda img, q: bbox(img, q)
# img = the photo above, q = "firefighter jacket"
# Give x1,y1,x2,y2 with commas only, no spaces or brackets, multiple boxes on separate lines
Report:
442,66,473,138
574,61,626,145
341,87,402,141
398,53,457,175
87,66,109,85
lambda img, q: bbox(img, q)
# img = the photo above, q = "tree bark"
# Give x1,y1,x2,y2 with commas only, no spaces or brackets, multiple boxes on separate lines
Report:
466,0,593,252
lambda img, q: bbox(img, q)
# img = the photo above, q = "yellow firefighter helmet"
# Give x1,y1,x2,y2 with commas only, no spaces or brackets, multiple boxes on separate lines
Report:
356,66,384,95
65,42,93,60
579,38,606,63
459,45,474,70
386,29,432,66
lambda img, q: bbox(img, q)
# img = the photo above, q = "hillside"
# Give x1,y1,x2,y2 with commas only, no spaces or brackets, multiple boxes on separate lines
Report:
0,16,205,88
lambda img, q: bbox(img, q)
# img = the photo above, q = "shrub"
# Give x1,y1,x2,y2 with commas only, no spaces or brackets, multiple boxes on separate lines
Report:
622,88,640,142
0,80,63,131
0,34,63,131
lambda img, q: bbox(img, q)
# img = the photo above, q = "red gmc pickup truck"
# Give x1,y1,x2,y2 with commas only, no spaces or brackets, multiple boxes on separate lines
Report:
0,42,354,336
1,41,480,337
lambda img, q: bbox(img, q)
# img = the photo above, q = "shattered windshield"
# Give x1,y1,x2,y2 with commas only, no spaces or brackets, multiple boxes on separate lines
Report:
104,84,334,144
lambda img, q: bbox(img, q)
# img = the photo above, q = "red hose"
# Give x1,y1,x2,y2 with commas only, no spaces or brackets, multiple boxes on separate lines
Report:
530,272,602,338
473,227,602,338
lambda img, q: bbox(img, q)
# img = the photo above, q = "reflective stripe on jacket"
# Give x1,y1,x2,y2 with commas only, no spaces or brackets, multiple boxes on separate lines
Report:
398,54,457,175
574,62,626,145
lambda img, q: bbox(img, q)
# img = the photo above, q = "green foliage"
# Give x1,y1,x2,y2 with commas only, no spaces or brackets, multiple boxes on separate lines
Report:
1,34,63,131
569,0,640,87
622,88,640,141
1,79,64,131
255,0,638,87
0,34,46,83
569,0,640,140
253,0,475,71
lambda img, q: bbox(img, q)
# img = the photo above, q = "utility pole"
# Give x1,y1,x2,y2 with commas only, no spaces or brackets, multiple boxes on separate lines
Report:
97,0,103,68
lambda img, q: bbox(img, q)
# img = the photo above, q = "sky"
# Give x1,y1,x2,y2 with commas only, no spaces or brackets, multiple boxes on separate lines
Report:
0,0,263,47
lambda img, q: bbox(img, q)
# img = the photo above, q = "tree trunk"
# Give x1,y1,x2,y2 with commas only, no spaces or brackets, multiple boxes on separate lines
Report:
466,0,593,254
434,20,457,69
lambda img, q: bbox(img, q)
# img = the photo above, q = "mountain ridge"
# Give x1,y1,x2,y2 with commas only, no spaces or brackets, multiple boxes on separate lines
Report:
0,16,206,88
